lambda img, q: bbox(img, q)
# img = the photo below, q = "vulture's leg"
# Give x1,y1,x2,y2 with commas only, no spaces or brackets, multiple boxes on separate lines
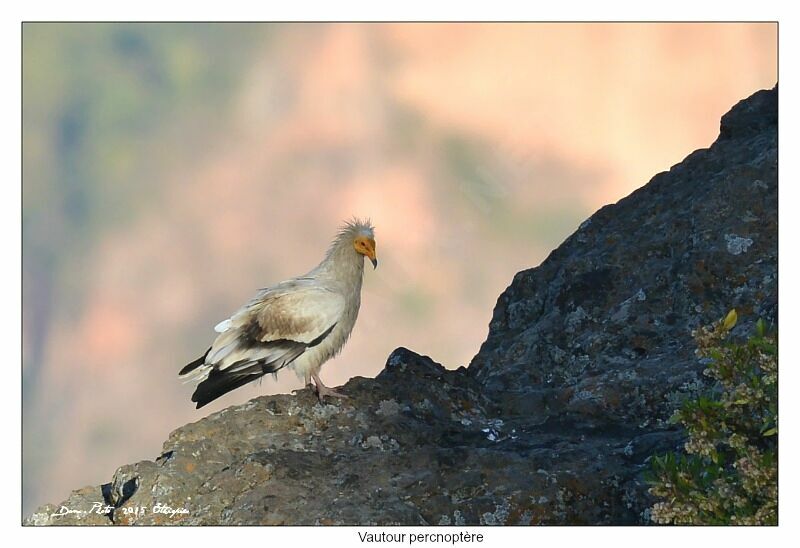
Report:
311,371,348,401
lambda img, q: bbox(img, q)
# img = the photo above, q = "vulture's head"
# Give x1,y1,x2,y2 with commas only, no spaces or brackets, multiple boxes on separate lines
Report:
337,218,377,269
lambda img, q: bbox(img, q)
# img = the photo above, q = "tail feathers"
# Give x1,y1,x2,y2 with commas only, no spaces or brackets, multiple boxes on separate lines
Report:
191,360,285,409
179,347,211,376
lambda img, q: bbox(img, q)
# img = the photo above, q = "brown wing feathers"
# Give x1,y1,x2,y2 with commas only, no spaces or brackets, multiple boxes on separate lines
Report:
190,339,306,408
187,322,338,408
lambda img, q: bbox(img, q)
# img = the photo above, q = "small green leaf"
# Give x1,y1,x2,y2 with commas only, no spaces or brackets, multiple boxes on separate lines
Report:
722,309,738,331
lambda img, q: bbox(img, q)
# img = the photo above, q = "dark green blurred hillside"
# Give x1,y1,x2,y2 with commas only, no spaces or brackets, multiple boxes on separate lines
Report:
22,23,263,387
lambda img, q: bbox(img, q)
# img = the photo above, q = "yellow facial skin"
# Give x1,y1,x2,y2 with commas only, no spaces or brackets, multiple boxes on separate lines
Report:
353,236,378,268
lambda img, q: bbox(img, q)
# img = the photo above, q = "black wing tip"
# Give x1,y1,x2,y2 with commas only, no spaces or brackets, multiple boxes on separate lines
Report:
190,379,225,409
191,383,222,409
188,359,291,409
179,347,211,376
190,366,265,409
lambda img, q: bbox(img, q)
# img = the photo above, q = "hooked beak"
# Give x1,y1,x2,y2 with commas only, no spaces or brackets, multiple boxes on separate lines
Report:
363,240,377,269
357,237,377,269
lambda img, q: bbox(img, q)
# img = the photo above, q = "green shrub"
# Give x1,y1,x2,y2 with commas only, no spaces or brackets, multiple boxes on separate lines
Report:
647,310,777,525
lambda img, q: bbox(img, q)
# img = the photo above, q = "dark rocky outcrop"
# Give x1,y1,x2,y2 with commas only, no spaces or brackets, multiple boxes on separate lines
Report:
26,86,777,526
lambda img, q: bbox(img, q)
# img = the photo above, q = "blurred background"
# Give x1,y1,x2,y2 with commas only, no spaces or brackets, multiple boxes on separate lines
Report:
22,22,777,516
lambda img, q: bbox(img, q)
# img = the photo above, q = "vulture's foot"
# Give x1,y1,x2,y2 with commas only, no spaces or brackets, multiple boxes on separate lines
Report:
312,373,348,402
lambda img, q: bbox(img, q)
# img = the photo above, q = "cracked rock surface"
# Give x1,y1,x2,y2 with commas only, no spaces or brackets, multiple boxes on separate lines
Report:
25,86,777,526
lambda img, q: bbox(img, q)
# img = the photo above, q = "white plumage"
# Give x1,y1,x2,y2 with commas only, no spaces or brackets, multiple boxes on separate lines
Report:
180,219,377,408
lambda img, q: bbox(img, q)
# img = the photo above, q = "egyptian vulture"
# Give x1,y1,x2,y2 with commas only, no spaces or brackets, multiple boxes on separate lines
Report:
180,219,377,408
